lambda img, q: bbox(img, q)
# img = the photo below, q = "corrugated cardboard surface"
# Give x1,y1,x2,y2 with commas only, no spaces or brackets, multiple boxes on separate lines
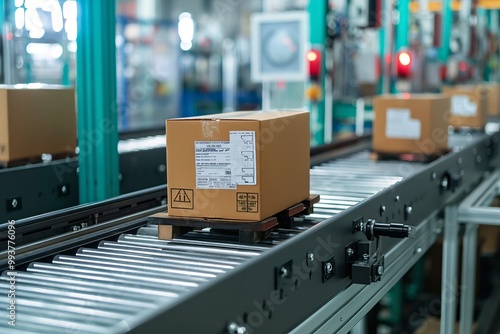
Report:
484,83,500,116
166,110,310,221
373,94,450,155
0,90,9,159
0,86,76,162
442,85,488,128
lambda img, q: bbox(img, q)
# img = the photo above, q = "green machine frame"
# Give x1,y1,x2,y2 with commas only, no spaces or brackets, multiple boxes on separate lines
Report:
308,0,327,146
76,0,119,203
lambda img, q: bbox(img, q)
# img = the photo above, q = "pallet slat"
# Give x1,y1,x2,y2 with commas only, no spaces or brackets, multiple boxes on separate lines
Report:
150,195,320,244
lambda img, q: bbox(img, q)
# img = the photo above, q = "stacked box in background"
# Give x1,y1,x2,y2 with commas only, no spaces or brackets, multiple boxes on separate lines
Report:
484,83,500,116
373,94,450,155
166,110,310,221
442,85,488,128
0,85,76,162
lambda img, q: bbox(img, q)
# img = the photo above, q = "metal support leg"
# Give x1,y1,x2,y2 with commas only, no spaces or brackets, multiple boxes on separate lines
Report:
350,317,366,334
459,223,478,334
441,205,459,333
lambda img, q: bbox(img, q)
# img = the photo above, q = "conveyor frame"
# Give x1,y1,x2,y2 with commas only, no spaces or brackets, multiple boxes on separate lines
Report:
122,133,500,333
2,132,499,334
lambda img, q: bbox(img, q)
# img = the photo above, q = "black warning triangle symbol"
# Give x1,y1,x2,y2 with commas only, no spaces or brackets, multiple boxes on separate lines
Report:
173,189,191,203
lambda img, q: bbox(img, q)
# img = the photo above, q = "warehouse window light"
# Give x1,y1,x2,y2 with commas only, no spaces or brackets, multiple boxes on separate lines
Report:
178,12,194,51
26,43,51,55
15,8,25,29
50,43,63,58
24,0,39,8
65,19,77,41
63,0,76,20
42,0,64,33
25,7,45,38
67,41,77,52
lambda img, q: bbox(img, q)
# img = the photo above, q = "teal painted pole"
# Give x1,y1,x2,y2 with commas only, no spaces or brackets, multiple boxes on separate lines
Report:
439,0,452,62
76,0,119,203
0,0,4,34
395,0,409,50
378,28,385,95
308,0,327,146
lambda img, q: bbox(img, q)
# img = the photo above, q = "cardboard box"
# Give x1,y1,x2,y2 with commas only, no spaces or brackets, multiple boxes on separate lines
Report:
0,85,76,162
484,83,500,116
442,85,488,128
373,94,450,155
166,110,310,221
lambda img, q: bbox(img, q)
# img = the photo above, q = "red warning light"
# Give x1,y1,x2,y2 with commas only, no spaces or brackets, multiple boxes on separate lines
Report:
396,51,412,78
458,61,468,72
307,49,321,79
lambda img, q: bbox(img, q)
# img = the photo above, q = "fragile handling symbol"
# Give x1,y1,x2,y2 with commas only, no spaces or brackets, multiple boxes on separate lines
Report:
170,188,194,210
174,190,191,203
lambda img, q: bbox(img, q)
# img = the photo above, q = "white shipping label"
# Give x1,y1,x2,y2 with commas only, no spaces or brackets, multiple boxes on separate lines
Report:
195,141,236,189
230,131,257,186
451,95,477,116
385,108,421,139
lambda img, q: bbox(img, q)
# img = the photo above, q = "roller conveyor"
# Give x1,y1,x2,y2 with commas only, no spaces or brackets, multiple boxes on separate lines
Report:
1,131,500,333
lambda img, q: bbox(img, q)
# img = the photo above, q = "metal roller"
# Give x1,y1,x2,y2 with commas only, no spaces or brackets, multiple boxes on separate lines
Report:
0,144,465,333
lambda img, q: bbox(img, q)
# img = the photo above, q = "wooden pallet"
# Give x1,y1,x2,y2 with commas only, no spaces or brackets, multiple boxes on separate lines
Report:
370,149,450,163
0,152,75,168
451,126,485,134
149,195,320,244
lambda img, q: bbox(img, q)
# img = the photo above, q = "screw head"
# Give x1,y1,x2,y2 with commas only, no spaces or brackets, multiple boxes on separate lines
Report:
61,185,67,194
325,262,333,274
308,253,314,262
280,267,288,278
406,206,413,215
228,322,245,334
395,195,400,202
377,265,384,275
228,323,238,333
432,172,436,180
441,177,449,189
346,248,354,257
362,254,369,260
380,205,386,215
11,199,17,208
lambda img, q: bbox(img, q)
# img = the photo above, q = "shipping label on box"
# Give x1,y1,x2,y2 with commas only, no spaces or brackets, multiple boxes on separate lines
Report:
195,141,234,189
166,110,310,221
442,85,488,128
385,108,421,139
450,95,477,116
